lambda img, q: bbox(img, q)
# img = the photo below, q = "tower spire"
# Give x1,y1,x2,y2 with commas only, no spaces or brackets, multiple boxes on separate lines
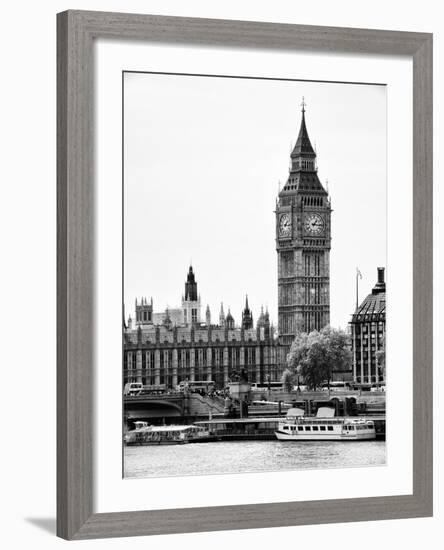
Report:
184,265,198,301
279,100,327,194
242,294,253,330
219,302,225,327
291,99,315,158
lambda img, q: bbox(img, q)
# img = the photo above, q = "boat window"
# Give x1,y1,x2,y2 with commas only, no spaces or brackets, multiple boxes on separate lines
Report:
298,426,303,431
327,426,333,431
348,426,354,430
312,426,319,431
320,426,326,431
305,426,311,431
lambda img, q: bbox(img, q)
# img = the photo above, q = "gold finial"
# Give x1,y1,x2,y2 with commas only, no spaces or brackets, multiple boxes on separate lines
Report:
301,96,306,113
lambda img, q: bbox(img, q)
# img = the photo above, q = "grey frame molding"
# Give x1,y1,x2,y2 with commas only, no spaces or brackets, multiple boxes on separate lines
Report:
57,10,433,540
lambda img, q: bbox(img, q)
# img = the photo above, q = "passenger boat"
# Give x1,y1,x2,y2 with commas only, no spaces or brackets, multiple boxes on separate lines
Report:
124,421,210,445
275,407,376,441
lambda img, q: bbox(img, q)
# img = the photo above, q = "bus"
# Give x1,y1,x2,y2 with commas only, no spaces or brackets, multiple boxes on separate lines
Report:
124,383,167,396
250,382,284,392
177,380,216,394
124,382,144,396
320,381,352,391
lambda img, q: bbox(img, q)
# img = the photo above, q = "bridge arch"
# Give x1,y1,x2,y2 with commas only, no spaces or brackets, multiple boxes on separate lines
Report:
145,399,183,413
124,395,185,418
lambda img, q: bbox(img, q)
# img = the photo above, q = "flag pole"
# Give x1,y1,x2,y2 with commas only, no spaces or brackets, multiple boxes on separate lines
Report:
356,268,362,310
356,270,358,310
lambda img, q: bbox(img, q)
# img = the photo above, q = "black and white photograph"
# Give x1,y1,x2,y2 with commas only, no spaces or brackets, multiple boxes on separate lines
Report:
1,0,438,545
122,71,387,479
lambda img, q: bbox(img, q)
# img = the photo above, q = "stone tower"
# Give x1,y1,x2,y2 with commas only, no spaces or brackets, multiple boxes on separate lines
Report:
276,101,331,356
135,297,153,326
181,265,201,326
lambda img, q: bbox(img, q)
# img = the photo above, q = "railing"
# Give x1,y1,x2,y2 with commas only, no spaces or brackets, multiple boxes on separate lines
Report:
207,428,276,436
284,417,346,425
124,391,183,399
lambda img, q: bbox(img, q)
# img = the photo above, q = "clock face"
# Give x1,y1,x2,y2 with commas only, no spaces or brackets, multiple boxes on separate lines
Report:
304,213,325,235
279,214,292,237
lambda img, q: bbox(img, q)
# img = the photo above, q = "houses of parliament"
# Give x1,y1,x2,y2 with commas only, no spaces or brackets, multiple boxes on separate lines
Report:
123,103,333,389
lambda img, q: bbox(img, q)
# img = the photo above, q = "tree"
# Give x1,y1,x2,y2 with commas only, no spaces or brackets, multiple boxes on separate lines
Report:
287,326,352,390
375,334,386,380
281,368,294,393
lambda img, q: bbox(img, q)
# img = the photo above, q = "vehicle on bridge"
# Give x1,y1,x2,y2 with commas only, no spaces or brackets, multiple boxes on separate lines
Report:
124,421,210,445
250,382,283,392
319,381,352,391
124,382,144,396
177,380,215,395
124,382,167,396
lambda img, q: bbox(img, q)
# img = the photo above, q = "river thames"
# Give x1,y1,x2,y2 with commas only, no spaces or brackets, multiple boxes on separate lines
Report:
124,440,386,479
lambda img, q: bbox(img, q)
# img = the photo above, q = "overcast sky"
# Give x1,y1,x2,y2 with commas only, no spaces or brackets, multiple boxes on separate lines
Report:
123,72,386,330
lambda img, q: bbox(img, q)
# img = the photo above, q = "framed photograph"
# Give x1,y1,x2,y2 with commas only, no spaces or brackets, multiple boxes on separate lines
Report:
57,10,433,540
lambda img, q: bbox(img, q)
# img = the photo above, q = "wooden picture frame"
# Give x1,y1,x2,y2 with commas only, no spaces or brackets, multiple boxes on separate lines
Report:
57,10,433,540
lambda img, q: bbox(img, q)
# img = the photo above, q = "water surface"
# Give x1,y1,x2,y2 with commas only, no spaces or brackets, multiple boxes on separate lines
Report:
124,440,386,479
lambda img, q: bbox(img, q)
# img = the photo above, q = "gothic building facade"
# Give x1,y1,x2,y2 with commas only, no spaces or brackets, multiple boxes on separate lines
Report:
124,101,333,388
124,267,278,389
275,102,332,358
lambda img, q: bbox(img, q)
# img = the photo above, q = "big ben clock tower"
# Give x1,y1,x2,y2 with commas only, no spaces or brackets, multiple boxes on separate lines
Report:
276,100,331,357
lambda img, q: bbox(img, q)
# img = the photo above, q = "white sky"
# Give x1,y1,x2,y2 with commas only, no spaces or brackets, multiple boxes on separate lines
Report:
124,72,386,330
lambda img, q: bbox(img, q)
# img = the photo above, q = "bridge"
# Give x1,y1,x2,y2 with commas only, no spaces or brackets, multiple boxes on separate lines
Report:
123,390,385,423
124,392,226,421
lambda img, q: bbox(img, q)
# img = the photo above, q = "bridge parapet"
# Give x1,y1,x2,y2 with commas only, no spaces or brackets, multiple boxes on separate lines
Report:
124,393,185,413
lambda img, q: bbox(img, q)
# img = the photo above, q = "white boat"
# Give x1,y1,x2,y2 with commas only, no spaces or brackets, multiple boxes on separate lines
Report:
275,407,376,441
124,421,210,445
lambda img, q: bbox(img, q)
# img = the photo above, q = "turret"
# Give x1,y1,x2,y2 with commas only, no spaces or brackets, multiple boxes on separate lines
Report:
241,295,253,329
264,306,270,327
226,309,235,330
163,307,172,329
135,296,153,326
257,305,265,328
219,303,225,327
